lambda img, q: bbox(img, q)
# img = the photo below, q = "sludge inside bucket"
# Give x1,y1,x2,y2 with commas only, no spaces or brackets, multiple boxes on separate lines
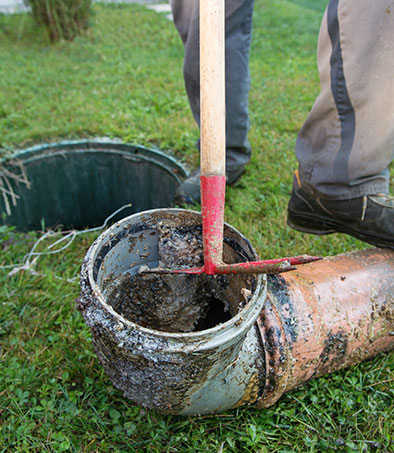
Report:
78,209,267,414
0,140,187,231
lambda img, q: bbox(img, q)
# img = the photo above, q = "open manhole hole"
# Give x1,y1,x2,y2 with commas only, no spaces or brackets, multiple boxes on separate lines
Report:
0,140,187,231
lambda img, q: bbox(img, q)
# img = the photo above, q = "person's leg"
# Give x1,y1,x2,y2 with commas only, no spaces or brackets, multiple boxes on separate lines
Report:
288,0,394,249
296,0,394,198
170,0,254,203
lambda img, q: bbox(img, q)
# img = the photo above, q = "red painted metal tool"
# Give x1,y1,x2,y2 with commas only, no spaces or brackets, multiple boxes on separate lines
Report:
148,174,319,275
146,0,319,276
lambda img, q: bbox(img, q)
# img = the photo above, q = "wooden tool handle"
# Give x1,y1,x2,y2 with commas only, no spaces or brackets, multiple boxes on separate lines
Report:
200,0,226,177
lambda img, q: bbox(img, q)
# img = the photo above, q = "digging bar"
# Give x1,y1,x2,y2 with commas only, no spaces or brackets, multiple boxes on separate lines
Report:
146,0,320,276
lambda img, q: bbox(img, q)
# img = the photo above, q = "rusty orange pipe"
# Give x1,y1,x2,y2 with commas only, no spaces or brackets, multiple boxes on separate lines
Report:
256,247,394,408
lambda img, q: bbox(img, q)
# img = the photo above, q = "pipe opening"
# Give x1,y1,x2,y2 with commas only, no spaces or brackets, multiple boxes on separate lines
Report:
96,210,258,334
106,272,240,333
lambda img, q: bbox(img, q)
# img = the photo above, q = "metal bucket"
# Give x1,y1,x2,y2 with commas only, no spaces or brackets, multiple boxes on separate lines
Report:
77,208,266,415
0,140,187,231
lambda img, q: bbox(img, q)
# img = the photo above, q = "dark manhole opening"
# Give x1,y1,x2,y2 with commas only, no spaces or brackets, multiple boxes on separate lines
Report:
0,140,187,231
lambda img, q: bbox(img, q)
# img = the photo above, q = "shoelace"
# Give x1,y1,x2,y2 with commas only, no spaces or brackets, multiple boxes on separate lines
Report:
374,193,394,202
361,196,367,221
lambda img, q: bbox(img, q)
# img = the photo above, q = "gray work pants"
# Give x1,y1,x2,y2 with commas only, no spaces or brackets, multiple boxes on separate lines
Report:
297,0,394,200
170,0,254,171
171,0,394,199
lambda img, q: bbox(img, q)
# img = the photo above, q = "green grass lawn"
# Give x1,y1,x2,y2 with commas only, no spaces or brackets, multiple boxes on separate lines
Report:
1,1,393,451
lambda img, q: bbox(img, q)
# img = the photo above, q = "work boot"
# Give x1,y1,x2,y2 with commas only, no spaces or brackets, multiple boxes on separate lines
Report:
287,178,394,249
175,166,245,205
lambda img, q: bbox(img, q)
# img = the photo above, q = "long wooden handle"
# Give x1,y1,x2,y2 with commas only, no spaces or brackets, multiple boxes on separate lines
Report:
200,0,226,177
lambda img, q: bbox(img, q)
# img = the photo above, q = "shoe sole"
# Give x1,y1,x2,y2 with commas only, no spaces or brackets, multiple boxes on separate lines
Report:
287,210,394,250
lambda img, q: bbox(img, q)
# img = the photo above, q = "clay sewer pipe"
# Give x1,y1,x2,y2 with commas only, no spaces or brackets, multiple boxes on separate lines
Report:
77,209,394,415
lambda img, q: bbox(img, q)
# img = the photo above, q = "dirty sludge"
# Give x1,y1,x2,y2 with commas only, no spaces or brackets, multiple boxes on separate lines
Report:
106,224,254,333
